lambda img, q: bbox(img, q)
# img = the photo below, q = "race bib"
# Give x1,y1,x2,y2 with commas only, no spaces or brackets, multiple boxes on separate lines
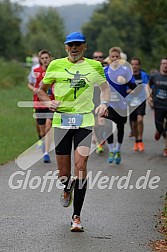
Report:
110,92,120,102
156,89,167,99
130,97,141,106
61,113,83,129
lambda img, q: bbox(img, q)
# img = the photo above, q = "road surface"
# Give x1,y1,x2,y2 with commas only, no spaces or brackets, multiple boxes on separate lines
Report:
0,106,166,252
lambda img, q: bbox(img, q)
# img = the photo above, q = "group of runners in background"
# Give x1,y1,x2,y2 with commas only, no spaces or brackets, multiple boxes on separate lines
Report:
27,42,167,165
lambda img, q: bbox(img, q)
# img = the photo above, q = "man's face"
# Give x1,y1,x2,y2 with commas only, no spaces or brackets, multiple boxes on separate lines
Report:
39,53,51,67
131,60,140,74
160,59,167,74
65,41,87,63
93,52,104,63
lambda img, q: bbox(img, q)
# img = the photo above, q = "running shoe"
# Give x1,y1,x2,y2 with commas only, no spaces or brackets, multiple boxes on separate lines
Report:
138,142,144,152
96,144,104,154
44,154,51,163
133,142,138,151
154,131,161,141
108,152,115,163
114,152,121,164
163,147,167,157
60,179,76,208
71,215,84,232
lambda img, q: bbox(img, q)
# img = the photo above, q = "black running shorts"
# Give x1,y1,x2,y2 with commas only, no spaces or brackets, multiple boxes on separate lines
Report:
35,108,53,125
54,127,92,155
130,101,146,121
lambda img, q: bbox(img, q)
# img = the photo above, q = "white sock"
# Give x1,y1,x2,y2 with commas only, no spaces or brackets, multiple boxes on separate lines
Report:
115,143,121,152
108,143,115,152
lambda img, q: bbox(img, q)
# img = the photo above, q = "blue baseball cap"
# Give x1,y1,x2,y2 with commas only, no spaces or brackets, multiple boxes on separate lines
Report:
64,32,86,44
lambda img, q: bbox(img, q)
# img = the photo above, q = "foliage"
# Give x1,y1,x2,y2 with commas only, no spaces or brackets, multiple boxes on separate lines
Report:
82,0,167,72
24,7,66,58
0,0,24,60
0,83,37,164
132,0,167,66
0,0,167,71
0,58,29,88
83,0,137,57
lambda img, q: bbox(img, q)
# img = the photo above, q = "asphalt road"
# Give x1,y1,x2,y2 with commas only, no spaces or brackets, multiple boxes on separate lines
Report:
0,106,166,252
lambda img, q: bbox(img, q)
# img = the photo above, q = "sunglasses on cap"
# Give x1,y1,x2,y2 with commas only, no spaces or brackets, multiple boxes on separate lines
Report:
67,41,84,47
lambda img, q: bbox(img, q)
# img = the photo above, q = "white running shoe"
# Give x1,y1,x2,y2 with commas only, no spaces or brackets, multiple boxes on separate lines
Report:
71,215,84,232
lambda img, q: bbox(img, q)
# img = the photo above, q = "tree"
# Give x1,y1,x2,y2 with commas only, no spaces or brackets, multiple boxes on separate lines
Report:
0,0,24,60
82,0,167,71
132,0,167,68
83,0,139,59
24,7,66,58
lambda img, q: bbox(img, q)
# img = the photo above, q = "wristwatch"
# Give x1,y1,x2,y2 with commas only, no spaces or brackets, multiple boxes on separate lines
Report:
101,100,108,105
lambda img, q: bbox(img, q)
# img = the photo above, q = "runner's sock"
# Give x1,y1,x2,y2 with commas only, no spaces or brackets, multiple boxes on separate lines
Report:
60,174,72,193
73,179,87,217
108,143,115,152
115,142,121,152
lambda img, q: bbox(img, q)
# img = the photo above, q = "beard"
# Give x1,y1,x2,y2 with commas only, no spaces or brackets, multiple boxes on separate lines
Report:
68,51,84,63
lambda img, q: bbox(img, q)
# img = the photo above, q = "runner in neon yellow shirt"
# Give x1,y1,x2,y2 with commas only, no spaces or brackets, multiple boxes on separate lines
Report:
43,57,106,127
38,32,110,232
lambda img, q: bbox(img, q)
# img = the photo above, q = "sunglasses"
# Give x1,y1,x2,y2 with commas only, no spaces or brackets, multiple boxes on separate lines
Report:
94,56,103,59
67,42,84,47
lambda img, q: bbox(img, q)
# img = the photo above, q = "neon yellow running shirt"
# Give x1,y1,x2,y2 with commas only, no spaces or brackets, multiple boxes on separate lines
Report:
43,57,106,127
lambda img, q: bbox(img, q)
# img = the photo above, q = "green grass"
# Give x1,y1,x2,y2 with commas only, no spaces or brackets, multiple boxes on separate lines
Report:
0,64,37,164
0,58,29,88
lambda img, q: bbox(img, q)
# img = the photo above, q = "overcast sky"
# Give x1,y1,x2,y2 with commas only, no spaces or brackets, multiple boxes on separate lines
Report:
12,0,106,7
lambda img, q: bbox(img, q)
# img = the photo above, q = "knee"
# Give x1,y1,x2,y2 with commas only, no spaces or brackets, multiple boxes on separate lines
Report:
45,128,49,135
75,162,86,172
58,169,70,178
74,162,87,178
45,125,51,134
40,132,45,138
137,116,143,124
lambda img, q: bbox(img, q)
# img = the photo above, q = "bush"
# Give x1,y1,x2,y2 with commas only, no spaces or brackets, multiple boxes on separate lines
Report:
0,58,29,88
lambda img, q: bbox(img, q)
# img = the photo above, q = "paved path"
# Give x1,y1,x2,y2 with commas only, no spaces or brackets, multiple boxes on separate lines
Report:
0,106,166,252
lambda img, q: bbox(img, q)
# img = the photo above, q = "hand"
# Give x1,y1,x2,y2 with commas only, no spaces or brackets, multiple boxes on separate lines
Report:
33,88,38,94
148,96,154,109
48,100,60,112
95,104,108,117
117,75,126,84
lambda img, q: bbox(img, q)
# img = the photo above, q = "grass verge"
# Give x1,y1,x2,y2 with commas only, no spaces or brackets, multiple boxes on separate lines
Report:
0,83,37,164
150,193,167,251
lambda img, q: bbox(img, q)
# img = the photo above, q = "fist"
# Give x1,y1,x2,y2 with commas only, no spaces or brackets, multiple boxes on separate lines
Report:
117,75,126,84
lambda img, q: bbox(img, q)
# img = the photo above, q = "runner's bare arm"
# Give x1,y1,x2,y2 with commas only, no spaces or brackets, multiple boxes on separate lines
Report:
27,83,38,94
38,81,60,112
95,81,111,117
99,81,111,102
